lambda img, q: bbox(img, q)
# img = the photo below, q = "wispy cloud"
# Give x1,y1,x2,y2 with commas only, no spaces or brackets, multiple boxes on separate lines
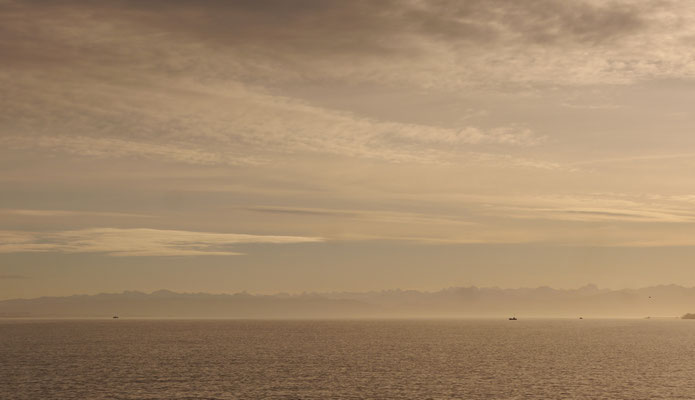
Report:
499,206,695,223
461,193,695,223
571,153,695,166
246,206,358,218
0,0,560,169
246,206,477,226
0,228,323,257
0,74,544,166
0,135,261,166
0,274,29,280
0,209,153,218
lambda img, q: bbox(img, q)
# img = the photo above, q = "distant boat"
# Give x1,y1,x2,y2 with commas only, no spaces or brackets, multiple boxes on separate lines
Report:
579,317,583,319
508,316,517,320
112,315,119,319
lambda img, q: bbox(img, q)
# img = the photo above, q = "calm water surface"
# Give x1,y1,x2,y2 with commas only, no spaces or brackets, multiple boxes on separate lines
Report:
2,319,695,399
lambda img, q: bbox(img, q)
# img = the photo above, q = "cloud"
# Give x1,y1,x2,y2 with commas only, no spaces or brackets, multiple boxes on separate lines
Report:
0,228,323,257
0,135,261,166
0,67,544,166
0,209,153,218
466,193,695,223
246,206,477,226
3,0,614,174
3,0,682,171
0,274,29,280
7,0,684,87
571,153,695,166
3,0,695,93
246,207,358,218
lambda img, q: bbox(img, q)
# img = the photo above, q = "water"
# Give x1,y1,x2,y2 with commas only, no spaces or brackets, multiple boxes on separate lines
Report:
2,319,695,399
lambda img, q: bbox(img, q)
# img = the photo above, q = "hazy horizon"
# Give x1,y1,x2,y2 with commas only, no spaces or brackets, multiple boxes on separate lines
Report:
0,282,689,300
3,283,695,319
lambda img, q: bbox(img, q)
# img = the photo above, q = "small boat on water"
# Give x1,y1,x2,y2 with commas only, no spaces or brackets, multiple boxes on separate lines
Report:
508,316,517,320
112,315,119,319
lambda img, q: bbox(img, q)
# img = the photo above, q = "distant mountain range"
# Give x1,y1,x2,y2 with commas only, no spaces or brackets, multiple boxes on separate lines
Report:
2,284,695,318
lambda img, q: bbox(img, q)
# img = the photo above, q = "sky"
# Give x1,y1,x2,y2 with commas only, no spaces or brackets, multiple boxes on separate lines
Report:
4,0,695,299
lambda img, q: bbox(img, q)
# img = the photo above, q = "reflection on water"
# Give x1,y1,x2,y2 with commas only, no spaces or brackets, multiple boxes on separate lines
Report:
2,319,695,399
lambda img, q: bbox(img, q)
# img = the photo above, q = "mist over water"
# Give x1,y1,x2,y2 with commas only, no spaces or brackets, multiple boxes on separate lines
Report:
3,319,695,399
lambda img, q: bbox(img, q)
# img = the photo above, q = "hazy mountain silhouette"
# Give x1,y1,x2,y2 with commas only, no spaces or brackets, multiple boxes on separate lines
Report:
2,284,694,318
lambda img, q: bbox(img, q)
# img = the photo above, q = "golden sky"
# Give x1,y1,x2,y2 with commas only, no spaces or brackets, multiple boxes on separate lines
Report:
3,0,695,298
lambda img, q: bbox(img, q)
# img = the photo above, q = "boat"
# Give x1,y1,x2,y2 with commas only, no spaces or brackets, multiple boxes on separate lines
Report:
508,316,517,320
113,315,119,319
